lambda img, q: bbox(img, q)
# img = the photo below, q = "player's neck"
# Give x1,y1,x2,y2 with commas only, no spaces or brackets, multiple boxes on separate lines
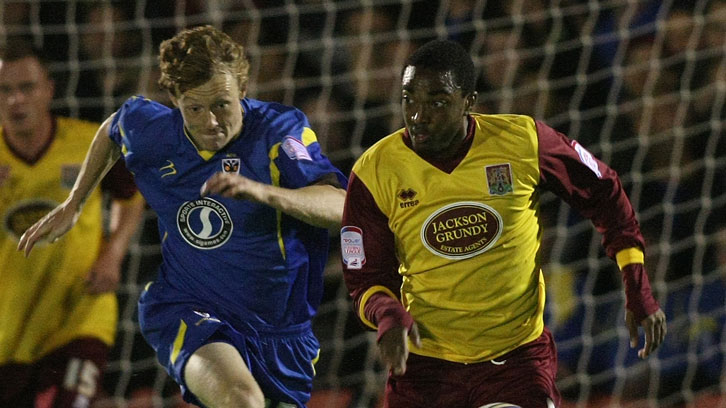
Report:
3,114,54,162
422,116,473,161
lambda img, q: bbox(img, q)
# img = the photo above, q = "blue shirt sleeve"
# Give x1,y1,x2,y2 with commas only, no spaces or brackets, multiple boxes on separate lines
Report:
272,108,348,190
109,96,171,151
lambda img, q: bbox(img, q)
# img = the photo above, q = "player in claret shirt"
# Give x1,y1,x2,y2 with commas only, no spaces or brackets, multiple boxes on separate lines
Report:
20,26,347,408
341,39,666,408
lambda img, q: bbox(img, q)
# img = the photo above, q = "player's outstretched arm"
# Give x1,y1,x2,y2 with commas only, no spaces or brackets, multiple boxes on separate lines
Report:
86,192,146,294
201,172,345,231
17,114,122,256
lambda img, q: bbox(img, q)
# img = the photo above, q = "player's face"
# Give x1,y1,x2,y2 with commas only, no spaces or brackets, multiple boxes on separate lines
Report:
0,56,54,136
401,66,473,158
175,70,244,151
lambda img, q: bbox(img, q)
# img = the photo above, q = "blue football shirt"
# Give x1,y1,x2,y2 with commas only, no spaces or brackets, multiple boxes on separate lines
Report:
109,96,346,332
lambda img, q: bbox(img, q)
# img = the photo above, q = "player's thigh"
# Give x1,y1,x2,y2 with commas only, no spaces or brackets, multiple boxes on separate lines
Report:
472,329,560,408
35,337,109,408
383,353,471,408
184,341,264,408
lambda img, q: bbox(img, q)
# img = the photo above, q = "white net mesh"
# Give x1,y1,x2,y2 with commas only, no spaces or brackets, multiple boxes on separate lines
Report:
2,0,725,407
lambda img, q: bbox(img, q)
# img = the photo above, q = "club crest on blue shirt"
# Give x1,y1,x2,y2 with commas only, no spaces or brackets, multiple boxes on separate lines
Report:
222,158,240,174
485,163,514,196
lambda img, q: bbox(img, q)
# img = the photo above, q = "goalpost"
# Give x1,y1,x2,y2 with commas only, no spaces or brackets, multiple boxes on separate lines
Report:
2,0,724,407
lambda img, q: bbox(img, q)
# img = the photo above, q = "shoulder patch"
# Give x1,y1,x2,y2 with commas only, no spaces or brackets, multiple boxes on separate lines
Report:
281,136,312,161
571,140,602,178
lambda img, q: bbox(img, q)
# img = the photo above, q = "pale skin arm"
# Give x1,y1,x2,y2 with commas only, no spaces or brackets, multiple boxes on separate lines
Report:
200,172,346,232
85,192,146,294
18,114,121,256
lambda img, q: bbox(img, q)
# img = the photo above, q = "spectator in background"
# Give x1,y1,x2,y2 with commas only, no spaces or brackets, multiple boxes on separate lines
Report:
702,0,726,52
337,5,409,149
1,2,31,32
689,0,726,125
0,38,144,407
74,2,143,121
295,90,354,174
475,22,523,114
661,7,697,60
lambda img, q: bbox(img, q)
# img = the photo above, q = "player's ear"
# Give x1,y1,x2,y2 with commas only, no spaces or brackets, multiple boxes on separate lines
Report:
465,91,478,114
168,91,179,107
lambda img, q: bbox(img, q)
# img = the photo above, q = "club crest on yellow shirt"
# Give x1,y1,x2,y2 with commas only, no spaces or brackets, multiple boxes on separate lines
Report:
485,163,513,196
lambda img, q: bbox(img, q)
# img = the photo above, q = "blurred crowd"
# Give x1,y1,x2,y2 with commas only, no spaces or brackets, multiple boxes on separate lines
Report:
2,0,724,406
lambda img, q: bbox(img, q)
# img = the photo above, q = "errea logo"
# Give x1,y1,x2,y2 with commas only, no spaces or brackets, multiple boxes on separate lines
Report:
397,188,419,208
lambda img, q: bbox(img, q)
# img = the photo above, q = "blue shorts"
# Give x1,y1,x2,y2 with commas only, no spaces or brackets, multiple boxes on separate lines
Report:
137,281,319,407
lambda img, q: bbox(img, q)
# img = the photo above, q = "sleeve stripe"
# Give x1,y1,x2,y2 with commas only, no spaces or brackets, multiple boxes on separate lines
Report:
358,285,399,330
267,142,286,259
301,127,318,146
616,247,645,269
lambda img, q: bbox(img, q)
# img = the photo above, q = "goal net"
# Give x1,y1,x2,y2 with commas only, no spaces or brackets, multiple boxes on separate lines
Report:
2,0,724,407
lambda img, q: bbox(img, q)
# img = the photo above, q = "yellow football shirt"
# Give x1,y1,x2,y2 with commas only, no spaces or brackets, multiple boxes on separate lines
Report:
0,117,117,364
352,114,545,363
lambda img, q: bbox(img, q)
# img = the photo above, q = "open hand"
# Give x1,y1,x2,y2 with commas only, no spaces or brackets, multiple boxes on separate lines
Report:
17,202,80,257
378,323,421,375
626,308,667,359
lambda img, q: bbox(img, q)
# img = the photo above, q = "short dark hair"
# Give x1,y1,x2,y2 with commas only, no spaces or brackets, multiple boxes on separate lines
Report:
0,37,50,70
403,39,476,95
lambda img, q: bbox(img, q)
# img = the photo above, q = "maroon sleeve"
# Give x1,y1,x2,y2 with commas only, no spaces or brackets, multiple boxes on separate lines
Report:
536,120,644,258
537,121,659,321
621,263,658,322
341,172,413,337
100,159,138,200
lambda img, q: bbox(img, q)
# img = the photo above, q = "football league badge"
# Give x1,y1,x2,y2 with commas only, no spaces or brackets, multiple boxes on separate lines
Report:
485,163,514,196
222,158,240,174
281,136,312,161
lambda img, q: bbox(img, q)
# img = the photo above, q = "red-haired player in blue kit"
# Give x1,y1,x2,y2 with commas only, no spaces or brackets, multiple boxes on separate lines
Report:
20,26,347,408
